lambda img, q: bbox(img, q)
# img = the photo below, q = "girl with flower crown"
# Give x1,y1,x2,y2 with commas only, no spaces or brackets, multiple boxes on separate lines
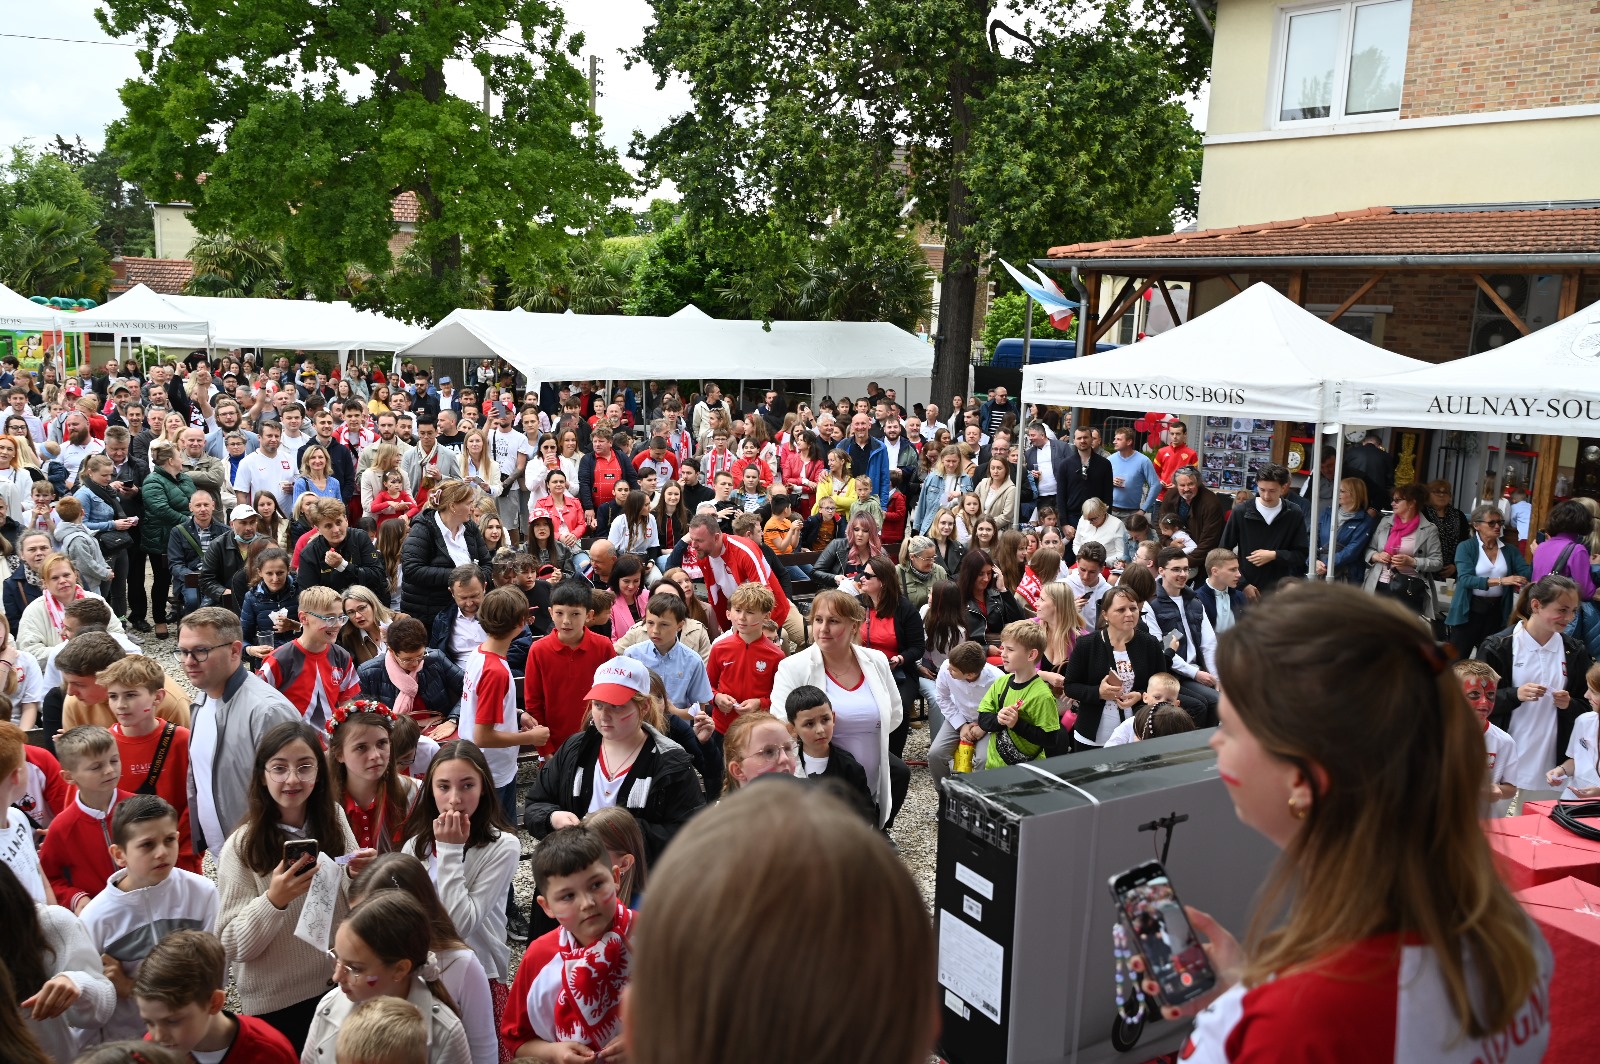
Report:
327,700,419,852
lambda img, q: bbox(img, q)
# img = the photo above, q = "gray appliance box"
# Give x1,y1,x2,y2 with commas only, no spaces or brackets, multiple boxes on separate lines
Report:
934,731,1279,1064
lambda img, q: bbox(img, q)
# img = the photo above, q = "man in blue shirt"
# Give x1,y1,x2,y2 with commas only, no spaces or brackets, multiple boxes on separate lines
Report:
622,594,713,714
1107,426,1161,515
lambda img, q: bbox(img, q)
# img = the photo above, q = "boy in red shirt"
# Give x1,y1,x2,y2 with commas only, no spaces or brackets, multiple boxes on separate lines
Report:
260,585,362,732
1154,420,1198,499
467,587,550,816
101,655,199,873
502,827,633,1061
136,929,297,1064
38,725,125,912
525,580,616,754
706,582,785,760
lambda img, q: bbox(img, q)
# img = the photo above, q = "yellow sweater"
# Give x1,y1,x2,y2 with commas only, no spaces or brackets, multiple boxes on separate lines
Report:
62,676,193,732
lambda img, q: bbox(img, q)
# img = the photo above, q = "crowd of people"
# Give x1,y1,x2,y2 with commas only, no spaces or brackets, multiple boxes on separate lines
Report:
0,353,1578,1063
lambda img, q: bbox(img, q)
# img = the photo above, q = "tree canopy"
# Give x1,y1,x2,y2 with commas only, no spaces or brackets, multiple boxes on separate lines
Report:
98,0,633,324
0,146,114,299
634,0,1210,400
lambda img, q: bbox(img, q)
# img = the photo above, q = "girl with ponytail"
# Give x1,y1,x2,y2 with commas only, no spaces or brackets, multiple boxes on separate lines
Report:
302,890,471,1064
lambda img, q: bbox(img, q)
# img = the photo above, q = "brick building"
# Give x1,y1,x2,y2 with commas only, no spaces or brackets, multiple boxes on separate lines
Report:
1039,0,1600,531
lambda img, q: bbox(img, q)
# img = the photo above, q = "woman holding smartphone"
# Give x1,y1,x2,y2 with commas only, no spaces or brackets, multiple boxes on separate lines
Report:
1135,585,1551,1061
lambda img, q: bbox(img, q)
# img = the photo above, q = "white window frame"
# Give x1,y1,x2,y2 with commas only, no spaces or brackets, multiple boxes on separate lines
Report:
1270,0,1411,129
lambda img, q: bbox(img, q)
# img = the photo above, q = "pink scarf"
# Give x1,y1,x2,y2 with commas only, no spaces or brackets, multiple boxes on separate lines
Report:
1385,511,1421,555
45,586,86,637
384,652,421,718
551,901,634,1050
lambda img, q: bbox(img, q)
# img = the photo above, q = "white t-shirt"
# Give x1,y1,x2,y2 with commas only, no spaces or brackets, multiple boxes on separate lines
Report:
488,428,532,482
1561,711,1599,798
1254,498,1282,524
1484,723,1518,788
1506,623,1565,790
1033,448,1058,497
56,438,104,488
190,695,224,853
0,808,46,903
1085,648,1136,746
234,448,297,511
1103,714,1139,748
825,670,882,784
1473,545,1509,598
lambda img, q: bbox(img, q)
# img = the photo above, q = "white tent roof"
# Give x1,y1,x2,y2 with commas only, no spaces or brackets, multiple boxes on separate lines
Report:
0,283,61,332
397,308,933,382
68,284,209,336
1338,296,1600,434
1022,282,1429,422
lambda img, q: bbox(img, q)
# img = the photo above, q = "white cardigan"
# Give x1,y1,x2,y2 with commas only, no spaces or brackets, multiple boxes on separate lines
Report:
30,903,115,1063
18,590,128,670
302,976,470,1064
415,830,521,984
438,946,497,1064
770,644,902,827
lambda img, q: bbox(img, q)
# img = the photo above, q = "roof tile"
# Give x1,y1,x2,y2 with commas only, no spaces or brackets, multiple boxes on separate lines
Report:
112,257,195,295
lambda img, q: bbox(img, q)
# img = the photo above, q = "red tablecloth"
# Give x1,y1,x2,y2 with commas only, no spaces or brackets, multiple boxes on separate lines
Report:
1520,799,1557,819
1515,876,1600,1063
1484,814,1600,891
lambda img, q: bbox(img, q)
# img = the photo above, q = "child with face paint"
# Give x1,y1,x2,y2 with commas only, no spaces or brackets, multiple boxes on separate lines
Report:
400,741,520,1041
301,891,471,1064
1452,660,1519,808
1544,661,1600,800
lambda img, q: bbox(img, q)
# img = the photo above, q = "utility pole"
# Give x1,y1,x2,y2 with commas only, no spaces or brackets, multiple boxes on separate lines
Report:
588,55,602,114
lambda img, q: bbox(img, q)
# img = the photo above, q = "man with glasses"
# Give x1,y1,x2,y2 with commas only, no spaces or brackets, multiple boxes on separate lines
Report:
179,607,298,856
1146,546,1219,727
258,585,362,731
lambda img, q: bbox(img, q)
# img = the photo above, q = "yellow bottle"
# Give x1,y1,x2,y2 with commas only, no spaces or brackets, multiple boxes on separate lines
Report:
953,738,975,774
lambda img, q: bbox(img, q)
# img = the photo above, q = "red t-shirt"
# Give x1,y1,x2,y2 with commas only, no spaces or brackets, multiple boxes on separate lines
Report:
525,630,616,754
860,611,901,661
113,722,200,873
147,1012,297,1064
590,452,624,508
705,632,785,733
1156,445,1198,497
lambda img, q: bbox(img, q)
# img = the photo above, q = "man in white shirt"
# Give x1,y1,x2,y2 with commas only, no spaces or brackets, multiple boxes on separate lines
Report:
1145,546,1219,728
277,403,312,466
488,403,533,545
921,403,942,442
446,568,488,666
47,412,104,489
232,421,297,514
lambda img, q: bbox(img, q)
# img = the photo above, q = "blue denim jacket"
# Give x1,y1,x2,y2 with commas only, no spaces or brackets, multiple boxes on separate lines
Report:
73,486,120,532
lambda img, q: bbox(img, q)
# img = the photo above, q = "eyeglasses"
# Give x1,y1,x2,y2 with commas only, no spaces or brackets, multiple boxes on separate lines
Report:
307,611,349,627
1479,518,1504,527
266,763,319,782
176,642,232,663
744,742,799,765
325,949,367,976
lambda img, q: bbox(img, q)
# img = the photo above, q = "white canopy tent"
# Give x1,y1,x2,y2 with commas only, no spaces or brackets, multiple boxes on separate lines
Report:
396,305,934,393
69,284,209,338
1338,295,1600,435
0,283,63,332
1021,282,1431,577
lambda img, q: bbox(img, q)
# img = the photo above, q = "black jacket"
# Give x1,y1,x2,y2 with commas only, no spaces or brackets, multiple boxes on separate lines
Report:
399,511,493,618
3,568,41,633
523,723,706,862
1194,581,1246,631
963,585,1027,644
1219,501,1309,592
576,450,639,512
1061,627,1169,741
356,650,465,723
813,539,866,587
1479,626,1592,771
799,743,877,824
199,530,257,612
1057,449,1114,525
296,526,388,601
931,537,966,577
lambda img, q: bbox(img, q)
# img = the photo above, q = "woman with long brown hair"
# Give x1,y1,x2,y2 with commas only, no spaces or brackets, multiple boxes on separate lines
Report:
1145,585,1550,1060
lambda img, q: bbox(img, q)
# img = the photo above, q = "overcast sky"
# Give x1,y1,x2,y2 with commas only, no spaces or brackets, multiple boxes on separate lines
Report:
0,0,690,201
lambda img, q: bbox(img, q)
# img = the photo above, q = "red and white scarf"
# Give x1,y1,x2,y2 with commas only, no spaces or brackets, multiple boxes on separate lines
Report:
45,586,86,637
552,901,634,1050
1016,566,1044,610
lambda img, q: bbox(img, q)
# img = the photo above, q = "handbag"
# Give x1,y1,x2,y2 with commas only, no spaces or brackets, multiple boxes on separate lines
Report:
96,528,134,553
1377,565,1430,614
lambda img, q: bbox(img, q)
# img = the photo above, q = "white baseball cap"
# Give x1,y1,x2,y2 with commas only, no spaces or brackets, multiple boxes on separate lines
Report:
585,657,650,705
229,504,259,522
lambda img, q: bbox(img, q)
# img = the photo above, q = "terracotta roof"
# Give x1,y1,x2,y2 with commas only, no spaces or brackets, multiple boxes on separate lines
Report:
392,192,420,224
111,257,195,295
1046,205,1600,264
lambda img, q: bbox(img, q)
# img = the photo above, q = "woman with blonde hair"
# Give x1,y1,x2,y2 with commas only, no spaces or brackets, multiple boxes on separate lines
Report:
813,448,857,520
1034,581,1088,684
0,436,37,527
17,552,129,667
626,781,937,1064
359,442,403,515
293,443,341,501
338,585,394,665
4,418,41,470
459,428,501,504
770,589,906,829
398,479,492,619
146,411,187,470
1143,585,1551,1060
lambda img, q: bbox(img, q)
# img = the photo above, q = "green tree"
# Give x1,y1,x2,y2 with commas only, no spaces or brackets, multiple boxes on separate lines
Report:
185,231,291,298
99,0,634,324
629,220,732,317
0,204,114,299
633,0,1209,400
511,236,649,314
51,136,155,258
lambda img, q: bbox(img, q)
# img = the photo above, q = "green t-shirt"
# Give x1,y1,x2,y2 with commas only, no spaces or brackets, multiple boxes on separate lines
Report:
979,672,1060,769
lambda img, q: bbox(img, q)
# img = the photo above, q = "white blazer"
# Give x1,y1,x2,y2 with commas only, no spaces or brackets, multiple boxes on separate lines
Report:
770,643,902,827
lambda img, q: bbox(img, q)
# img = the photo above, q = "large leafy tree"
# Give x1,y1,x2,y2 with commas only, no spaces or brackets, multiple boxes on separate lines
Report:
98,0,634,324
186,231,291,298
0,146,114,298
51,136,155,259
634,0,1210,402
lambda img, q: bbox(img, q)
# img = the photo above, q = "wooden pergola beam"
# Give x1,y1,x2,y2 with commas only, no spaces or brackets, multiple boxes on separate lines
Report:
1325,272,1387,323
1156,278,1181,325
1092,278,1156,345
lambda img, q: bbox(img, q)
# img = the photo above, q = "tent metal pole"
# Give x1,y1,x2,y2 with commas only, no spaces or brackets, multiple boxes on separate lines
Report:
1014,296,1033,530
1307,417,1323,578
1327,426,1345,581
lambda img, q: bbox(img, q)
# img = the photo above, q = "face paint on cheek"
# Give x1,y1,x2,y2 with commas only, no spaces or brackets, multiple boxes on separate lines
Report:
1217,770,1243,788
366,975,380,987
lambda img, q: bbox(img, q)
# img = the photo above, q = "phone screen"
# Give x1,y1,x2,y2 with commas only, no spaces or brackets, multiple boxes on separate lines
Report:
283,839,319,873
1109,862,1215,1005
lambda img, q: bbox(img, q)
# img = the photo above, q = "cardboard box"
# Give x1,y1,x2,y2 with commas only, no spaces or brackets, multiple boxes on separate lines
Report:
1515,876,1600,1063
1485,814,1600,891
1520,799,1557,819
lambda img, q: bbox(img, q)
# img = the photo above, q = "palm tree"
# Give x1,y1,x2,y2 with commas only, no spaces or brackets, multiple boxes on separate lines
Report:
0,204,113,299
185,231,289,298
509,237,647,315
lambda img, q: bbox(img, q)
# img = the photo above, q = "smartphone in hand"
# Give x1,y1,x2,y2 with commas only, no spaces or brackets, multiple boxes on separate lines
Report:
283,838,319,874
1109,861,1216,1005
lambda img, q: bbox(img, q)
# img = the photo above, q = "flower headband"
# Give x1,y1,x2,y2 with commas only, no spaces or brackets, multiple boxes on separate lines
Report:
327,699,399,738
